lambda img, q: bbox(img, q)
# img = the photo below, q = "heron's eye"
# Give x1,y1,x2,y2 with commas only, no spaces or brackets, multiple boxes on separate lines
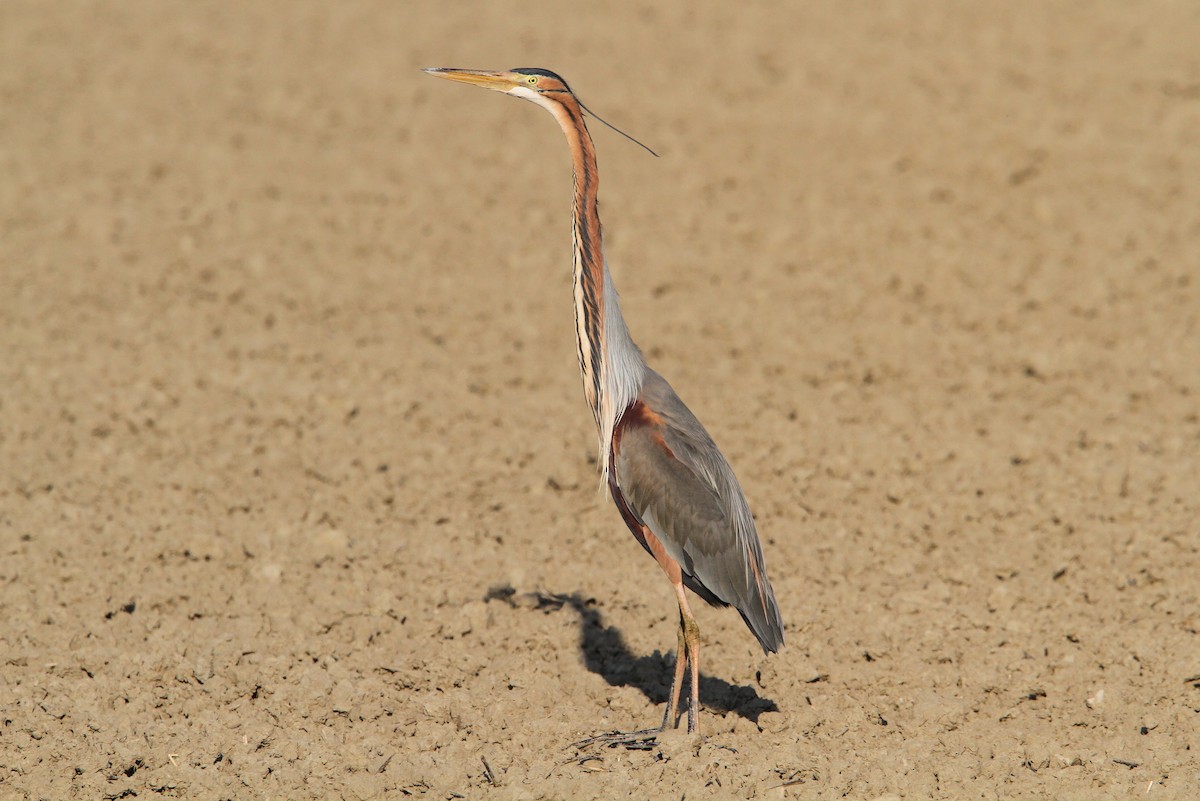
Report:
526,76,538,85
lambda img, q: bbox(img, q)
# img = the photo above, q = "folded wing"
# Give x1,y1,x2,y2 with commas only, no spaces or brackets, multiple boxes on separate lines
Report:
612,369,784,653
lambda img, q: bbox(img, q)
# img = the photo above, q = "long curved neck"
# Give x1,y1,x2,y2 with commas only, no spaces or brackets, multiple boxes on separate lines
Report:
541,93,646,476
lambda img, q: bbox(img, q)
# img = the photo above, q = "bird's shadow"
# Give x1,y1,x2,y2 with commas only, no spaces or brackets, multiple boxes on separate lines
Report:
485,586,779,724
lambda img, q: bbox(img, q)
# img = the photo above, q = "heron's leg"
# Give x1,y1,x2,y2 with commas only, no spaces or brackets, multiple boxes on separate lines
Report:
572,521,697,749
672,581,702,735
662,612,688,730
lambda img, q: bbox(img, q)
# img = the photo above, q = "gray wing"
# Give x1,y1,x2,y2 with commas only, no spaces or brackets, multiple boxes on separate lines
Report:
614,369,784,653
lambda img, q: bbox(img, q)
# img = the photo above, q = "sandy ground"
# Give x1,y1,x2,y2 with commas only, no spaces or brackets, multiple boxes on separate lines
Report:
2,1,1199,798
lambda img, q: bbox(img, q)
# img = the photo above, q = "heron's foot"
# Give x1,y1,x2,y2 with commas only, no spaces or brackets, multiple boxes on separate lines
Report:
570,726,664,751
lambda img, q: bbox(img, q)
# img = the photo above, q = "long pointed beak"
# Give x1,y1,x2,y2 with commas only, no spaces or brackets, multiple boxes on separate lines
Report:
423,68,519,93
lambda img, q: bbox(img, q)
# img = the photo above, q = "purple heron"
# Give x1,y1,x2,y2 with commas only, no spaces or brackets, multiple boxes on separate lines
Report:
425,67,783,738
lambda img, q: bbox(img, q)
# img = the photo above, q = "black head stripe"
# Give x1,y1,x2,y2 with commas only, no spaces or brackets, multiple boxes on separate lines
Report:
511,67,571,91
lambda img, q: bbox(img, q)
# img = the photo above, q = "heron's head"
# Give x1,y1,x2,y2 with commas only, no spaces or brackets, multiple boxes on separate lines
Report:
423,67,574,105
425,67,658,157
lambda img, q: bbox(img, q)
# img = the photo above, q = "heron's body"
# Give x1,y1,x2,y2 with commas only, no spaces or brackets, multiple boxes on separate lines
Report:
426,67,783,736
